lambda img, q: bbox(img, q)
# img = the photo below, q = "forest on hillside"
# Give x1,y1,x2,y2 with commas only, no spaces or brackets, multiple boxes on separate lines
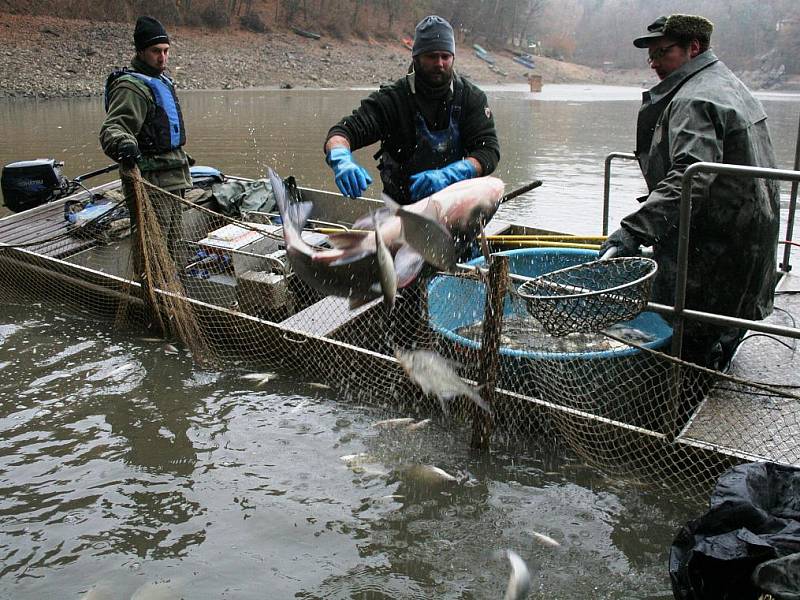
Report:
3,0,800,72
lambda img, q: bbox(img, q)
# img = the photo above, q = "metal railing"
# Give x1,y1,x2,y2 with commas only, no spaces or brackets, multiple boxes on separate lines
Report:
672,162,800,357
601,151,800,359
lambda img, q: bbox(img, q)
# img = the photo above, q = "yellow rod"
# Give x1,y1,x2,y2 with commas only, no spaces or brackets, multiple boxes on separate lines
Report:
312,228,608,243
314,227,367,234
486,234,607,241
491,240,602,250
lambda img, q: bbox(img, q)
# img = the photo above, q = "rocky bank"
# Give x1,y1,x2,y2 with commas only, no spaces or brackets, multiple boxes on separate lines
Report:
0,12,653,100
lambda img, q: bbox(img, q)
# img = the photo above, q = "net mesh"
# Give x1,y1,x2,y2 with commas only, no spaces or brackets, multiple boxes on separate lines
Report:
0,175,798,502
516,256,657,336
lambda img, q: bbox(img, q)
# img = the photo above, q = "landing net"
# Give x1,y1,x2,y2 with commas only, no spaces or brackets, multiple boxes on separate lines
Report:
0,174,797,501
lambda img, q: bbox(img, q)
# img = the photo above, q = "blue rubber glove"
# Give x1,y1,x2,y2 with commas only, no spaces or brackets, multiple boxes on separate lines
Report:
600,227,643,258
409,159,477,201
326,147,373,198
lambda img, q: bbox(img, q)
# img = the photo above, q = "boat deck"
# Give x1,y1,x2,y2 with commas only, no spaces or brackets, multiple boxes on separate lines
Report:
0,197,97,259
679,271,800,466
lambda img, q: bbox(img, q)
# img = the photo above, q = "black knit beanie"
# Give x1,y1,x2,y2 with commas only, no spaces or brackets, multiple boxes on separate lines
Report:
134,16,169,51
412,15,455,57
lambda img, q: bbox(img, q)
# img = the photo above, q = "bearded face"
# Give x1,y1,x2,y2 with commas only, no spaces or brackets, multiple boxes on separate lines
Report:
414,51,455,86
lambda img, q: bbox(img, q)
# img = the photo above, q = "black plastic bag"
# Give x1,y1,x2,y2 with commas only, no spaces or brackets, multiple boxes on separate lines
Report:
669,462,800,600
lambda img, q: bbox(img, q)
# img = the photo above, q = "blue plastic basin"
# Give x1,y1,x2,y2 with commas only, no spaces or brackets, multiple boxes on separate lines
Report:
428,248,672,360
427,248,674,431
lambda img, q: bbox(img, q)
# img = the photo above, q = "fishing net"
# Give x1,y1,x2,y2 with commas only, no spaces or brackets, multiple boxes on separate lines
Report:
117,166,218,367
516,256,657,336
0,172,798,502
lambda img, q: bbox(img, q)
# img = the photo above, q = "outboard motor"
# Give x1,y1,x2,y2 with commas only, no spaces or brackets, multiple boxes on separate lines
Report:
1,158,70,212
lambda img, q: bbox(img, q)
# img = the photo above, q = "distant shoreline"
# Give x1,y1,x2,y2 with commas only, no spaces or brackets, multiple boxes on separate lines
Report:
0,12,653,101
2,12,795,102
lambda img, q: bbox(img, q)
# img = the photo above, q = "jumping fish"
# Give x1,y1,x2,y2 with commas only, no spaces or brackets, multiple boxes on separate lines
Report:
504,550,532,600
385,176,505,270
382,193,456,271
395,348,490,415
372,210,397,313
270,167,383,306
272,168,506,305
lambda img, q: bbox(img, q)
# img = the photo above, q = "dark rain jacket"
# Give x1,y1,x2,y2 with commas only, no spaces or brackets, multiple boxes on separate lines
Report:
326,72,500,198
100,57,191,193
622,50,780,320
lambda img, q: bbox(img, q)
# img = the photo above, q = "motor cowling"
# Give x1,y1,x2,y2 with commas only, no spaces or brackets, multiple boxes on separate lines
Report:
1,159,70,212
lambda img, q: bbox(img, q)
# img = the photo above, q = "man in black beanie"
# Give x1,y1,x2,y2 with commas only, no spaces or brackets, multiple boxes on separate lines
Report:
100,15,191,256
324,15,499,203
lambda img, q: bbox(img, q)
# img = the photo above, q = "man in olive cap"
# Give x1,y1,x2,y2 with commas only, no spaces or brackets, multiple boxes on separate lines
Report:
324,15,500,203
100,16,191,255
601,14,780,371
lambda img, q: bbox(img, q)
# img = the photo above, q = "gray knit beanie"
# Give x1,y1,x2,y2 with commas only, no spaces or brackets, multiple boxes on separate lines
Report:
412,16,455,57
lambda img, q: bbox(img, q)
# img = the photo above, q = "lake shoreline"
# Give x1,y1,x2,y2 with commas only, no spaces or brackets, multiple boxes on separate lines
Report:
3,11,798,101
1,12,659,101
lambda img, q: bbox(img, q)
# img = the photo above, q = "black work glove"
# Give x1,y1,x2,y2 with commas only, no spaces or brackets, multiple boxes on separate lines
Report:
600,227,642,258
117,140,140,168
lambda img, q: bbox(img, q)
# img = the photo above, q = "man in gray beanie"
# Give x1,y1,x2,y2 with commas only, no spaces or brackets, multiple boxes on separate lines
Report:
324,15,499,203
601,14,780,372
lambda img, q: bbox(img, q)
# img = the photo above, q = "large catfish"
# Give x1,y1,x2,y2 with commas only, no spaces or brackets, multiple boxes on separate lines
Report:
269,168,384,307
322,176,506,272
271,170,504,308
385,176,506,270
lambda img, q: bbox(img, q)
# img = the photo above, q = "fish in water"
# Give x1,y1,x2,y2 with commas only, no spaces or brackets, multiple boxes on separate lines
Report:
307,382,331,390
530,531,561,548
240,371,277,386
130,580,184,600
373,417,415,428
504,550,532,600
162,343,179,355
384,176,505,270
339,452,373,465
80,582,115,600
395,348,490,415
404,464,458,484
405,418,431,431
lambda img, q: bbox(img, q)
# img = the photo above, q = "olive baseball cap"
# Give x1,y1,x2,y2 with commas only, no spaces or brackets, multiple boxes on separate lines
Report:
633,14,713,48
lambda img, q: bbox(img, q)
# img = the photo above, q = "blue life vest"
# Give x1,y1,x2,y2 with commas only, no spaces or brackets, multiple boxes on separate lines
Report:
104,69,186,154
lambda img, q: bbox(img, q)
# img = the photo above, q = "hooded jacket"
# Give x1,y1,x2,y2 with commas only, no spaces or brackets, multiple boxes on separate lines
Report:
100,56,191,193
622,50,780,320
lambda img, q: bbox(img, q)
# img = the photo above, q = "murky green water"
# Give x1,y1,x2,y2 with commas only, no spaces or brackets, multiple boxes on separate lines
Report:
1,85,799,598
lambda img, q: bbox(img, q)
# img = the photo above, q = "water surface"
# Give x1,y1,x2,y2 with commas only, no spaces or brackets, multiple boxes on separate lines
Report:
1,85,799,598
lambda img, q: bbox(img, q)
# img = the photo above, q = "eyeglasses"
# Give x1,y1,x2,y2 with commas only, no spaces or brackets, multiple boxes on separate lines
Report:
647,43,678,63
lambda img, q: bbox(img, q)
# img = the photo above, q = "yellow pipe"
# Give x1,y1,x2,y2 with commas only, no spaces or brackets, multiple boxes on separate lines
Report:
312,228,607,242
313,227,363,234
491,240,602,250
487,234,607,242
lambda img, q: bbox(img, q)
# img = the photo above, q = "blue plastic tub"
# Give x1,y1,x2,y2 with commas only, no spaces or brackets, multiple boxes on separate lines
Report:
428,248,672,360
427,248,673,430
